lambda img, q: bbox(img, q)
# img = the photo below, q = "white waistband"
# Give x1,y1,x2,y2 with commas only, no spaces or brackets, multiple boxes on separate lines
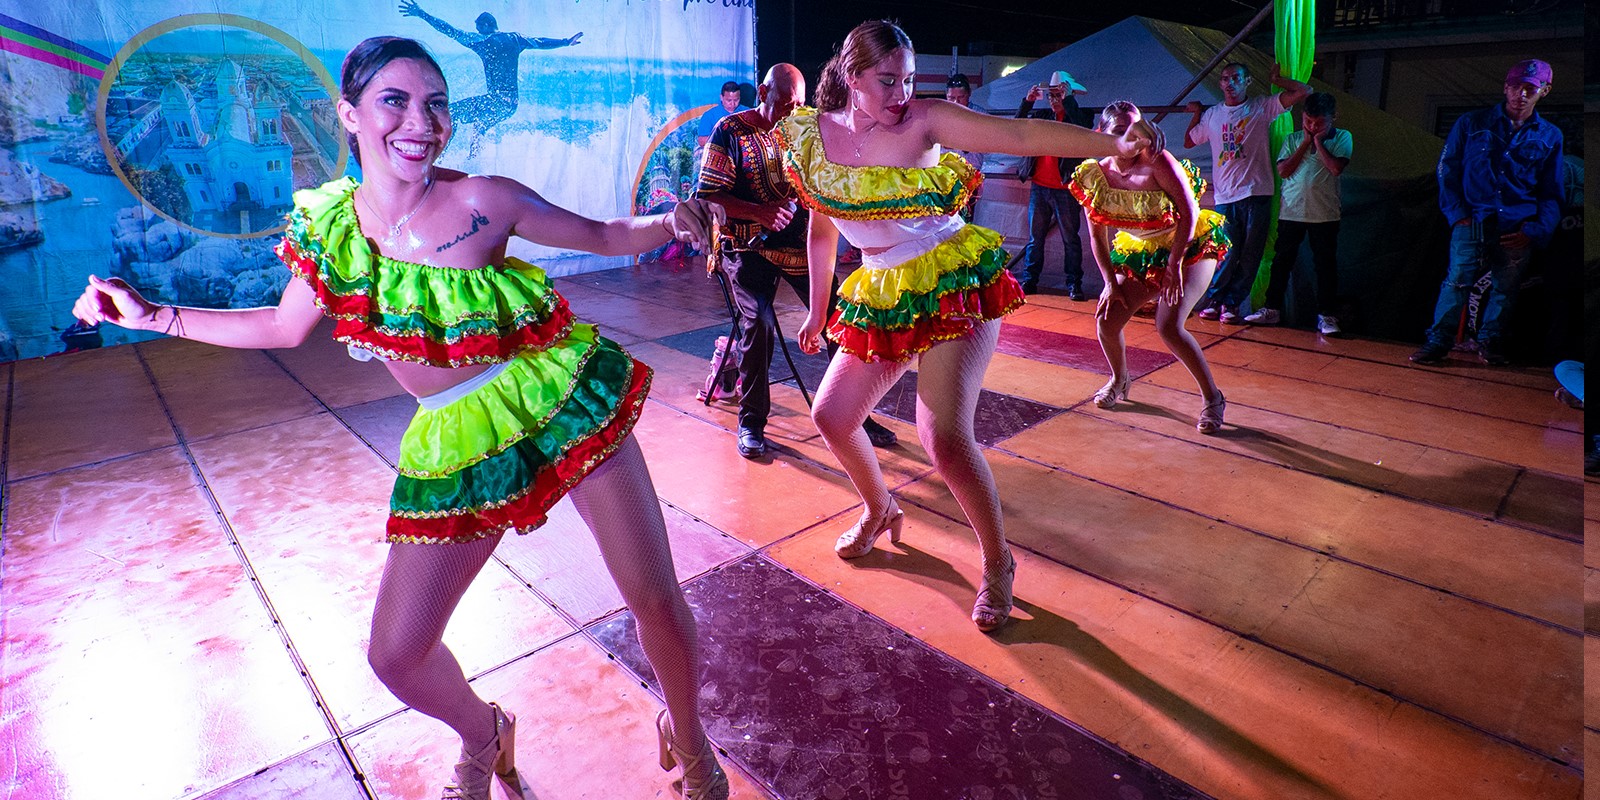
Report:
347,344,389,363
417,361,512,411
859,217,966,271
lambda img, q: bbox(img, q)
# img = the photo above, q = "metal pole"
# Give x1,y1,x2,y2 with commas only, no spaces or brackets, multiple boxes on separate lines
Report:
1152,1,1275,123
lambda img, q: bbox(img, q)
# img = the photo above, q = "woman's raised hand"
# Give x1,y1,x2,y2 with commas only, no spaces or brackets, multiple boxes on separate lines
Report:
666,198,727,251
73,275,158,330
1115,125,1153,159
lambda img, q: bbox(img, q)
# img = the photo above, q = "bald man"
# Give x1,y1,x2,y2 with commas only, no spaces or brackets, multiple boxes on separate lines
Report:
698,64,896,458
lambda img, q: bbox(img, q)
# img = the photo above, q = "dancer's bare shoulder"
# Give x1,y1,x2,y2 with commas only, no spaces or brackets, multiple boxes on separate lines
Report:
435,170,542,213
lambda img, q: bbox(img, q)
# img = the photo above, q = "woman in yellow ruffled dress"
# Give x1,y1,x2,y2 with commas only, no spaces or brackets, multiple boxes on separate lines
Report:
73,37,730,800
1069,101,1230,434
778,20,1149,632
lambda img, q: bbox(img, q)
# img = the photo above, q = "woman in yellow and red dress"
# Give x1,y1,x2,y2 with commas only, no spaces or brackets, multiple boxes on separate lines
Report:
1070,101,1230,434
73,36,729,800
777,20,1149,633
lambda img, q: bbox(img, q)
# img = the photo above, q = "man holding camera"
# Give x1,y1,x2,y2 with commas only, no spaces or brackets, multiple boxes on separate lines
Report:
1015,71,1092,300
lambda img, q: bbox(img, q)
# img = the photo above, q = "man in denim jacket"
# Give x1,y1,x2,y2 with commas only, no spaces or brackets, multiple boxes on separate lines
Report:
1411,59,1565,366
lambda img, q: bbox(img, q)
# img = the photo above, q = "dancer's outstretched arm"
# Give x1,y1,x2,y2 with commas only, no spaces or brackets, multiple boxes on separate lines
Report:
499,176,723,256
72,274,323,350
72,178,724,347
920,99,1148,162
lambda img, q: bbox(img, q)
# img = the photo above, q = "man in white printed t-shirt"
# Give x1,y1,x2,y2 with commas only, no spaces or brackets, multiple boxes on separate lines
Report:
1183,62,1311,324
1256,92,1352,335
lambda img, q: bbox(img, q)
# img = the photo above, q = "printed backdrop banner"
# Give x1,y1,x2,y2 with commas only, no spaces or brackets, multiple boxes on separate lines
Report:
0,1,753,360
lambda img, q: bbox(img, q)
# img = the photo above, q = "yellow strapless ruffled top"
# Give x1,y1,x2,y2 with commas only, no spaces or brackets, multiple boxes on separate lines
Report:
774,107,982,220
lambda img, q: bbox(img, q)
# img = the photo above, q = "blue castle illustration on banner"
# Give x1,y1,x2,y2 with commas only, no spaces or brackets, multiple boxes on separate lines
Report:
155,60,292,230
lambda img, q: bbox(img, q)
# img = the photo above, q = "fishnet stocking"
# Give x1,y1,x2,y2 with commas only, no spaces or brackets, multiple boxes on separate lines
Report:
811,350,914,519
568,435,712,782
812,319,1010,566
1097,260,1221,401
911,319,1008,567
369,534,501,752
367,435,712,783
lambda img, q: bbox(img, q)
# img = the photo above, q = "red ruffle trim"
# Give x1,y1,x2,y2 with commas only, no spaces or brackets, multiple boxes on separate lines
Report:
827,271,1025,363
383,358,653,543
278,239,576,366
1114,236,1231,290
1191,237,1229,267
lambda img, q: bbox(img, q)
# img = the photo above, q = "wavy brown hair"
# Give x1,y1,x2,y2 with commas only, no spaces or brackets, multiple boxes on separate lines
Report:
814,20,913,112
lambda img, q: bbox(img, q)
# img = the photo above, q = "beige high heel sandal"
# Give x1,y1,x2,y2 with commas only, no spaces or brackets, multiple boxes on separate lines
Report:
442,703,526,800
971,553,1016,633
1196,393,1226,435
834,503,905,559
1093,378,1131,409
656,709,730,800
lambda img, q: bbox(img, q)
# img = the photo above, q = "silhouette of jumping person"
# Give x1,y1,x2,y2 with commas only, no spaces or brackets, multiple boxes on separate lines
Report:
401,1,581,151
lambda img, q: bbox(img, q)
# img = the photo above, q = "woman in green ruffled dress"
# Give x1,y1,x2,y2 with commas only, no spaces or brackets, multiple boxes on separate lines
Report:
73,36,729,800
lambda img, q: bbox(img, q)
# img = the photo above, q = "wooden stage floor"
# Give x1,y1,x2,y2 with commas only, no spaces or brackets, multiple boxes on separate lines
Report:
2,258,1587,799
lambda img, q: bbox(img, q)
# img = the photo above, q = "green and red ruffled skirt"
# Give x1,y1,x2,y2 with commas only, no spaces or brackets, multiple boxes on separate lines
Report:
387,324,651,544
829,224,1024,363
1107,209,1231,290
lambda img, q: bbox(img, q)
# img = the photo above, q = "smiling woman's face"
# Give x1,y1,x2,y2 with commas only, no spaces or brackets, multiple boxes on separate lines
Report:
339,57,451,181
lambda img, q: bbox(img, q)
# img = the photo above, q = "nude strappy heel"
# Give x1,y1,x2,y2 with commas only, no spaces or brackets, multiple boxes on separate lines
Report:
1093,377,1131,409
971,552,1016,633
834,503,905,559
1196,393,1226,435
442,703,526,800
656,709,729,800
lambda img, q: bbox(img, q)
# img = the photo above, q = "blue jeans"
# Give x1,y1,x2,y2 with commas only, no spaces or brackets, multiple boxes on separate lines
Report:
1020,184,1083,289
1425,221,1531,349
1205,195,1272,308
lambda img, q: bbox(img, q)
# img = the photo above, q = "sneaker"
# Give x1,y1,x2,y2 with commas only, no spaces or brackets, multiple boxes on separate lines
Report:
1219,306,1244,325
1196,304,1221,321
1021,281,1039,294
1066,284,1085,302
696,336,741,402
1316,315,1342,336
1479,347,1510,366
1243,307,1280,324
1408,341,1450,365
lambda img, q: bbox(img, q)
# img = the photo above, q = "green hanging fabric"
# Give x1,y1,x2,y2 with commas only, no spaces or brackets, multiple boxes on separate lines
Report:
1250,0,1317,310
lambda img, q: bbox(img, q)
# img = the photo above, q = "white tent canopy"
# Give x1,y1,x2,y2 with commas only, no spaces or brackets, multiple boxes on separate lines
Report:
971,16,1439,181
967,16,1450,337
